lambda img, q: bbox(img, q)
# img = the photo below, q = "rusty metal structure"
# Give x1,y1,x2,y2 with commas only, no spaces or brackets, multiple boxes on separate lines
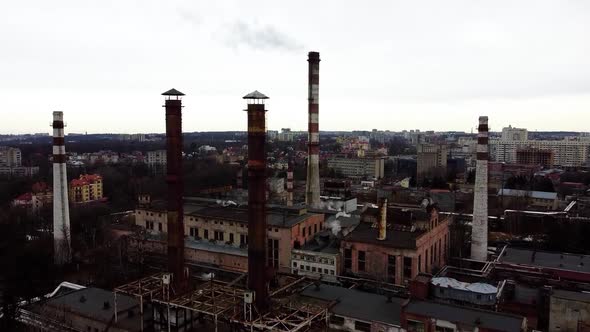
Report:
244,90,270,311
378,197,388,241
286,159,294,207
162,88,187,291
471,116,489,261
52,111,71,265
305,51,321,209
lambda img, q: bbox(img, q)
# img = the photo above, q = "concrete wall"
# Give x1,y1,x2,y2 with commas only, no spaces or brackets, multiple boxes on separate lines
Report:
549,293,590,332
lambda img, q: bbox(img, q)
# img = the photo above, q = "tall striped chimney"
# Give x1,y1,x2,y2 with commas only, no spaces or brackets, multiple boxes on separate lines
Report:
305,51,321,209
162,88,187,291
286,160,294,207
52,111,71,265
244,90,270,311
377,198,388,241
471,116,489,261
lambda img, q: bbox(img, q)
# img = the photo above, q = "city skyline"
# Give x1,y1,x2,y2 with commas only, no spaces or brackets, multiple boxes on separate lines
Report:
2,0,590,134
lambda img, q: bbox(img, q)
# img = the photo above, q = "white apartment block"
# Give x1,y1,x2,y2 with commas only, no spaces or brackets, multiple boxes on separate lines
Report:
327,157,385,179
0,146,22,167
146,150,167,166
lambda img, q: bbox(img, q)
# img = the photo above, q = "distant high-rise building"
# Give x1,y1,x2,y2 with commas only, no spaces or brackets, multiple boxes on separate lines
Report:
146,150,167,167
490,126,590,167
516,148,554,168
0,146,22,167
327,157,385,179
416,143,448,184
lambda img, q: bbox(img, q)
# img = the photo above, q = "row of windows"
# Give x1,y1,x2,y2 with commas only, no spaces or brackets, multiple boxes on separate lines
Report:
293,262,335,275
292,254,334,265
344,249,412,281
188,227,247,245
301,222,323,238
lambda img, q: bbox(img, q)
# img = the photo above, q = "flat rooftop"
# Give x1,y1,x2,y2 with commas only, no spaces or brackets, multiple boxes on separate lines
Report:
343,221,422,249
301,284,404,326
499,247,590,273
405,300,524,332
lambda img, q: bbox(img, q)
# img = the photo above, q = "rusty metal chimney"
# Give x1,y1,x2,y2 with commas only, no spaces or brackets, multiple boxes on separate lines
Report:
52,111,71,265
162,88,186,291
471,116,489,261
236,166,243,189
286,160,294,207
378,198,387,241
305,51,321,209
244,90,270,311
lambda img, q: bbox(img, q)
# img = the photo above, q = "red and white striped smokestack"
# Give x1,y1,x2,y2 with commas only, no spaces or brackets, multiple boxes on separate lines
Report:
471,116,489,261
286,161,294,207
52,111,71,265
162,88,187,291
306,51,321,209
377,198,387,241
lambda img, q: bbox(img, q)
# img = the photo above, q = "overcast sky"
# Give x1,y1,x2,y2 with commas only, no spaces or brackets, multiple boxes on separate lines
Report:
1,0,590,134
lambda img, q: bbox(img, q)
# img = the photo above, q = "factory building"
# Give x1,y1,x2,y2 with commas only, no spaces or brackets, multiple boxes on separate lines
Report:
341,201,450,284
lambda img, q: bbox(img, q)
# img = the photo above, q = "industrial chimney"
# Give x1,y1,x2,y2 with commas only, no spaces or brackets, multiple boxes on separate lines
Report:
305,51,321,209
236,166,243,189
286,160,294,207
244,90,270,311
377,198,387,241
52,111,71,265
471,116,489,261
162,88,187,290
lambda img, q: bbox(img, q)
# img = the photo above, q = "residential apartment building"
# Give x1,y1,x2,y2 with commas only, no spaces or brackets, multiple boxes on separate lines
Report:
341,202,450,285
69,174,104,203
416,143,448,184
0,146,22,166
489,126,590,167
133,198,325,273
516,148,554,167
146,150,167,167
327,156,385,179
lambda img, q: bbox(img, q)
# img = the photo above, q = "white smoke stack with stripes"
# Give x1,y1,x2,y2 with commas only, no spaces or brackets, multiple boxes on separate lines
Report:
471,116,489,261
52,111,71,265
305,51,321,208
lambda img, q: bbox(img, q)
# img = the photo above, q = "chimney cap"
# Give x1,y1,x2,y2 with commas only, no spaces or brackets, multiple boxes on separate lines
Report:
162,88,185,96
243,90,269,100
308,51,320,61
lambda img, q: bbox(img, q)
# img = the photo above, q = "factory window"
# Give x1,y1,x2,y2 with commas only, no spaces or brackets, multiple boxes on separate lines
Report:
306,265,310,271
430,245,434,265
330,270,334,275
344,249,352,269
229,233,234,243
189,227,198,238
314,224,317,233
354,320,371,332
433,245,437,265
240,234,248,245
425,249,429,271
299,264,304,270
158,223,162,232
312,267,316,272
358,250,366,272
204,229,209,240
274,228,278,232
438,239,442,263
220,221,223,225
418,255,422,272
324,268,329,274
214,231,224,241
408,320,425,332
403,257,412,279
435,327,454,332
302,228,306,237
293,262,297,267
330,315,345,325
229,222,233,226
308,226,312,236
267,239,279,268
214,221,218,224
387,255,396,283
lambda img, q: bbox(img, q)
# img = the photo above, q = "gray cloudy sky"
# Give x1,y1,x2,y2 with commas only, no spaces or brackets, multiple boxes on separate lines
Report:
2,0,590,134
